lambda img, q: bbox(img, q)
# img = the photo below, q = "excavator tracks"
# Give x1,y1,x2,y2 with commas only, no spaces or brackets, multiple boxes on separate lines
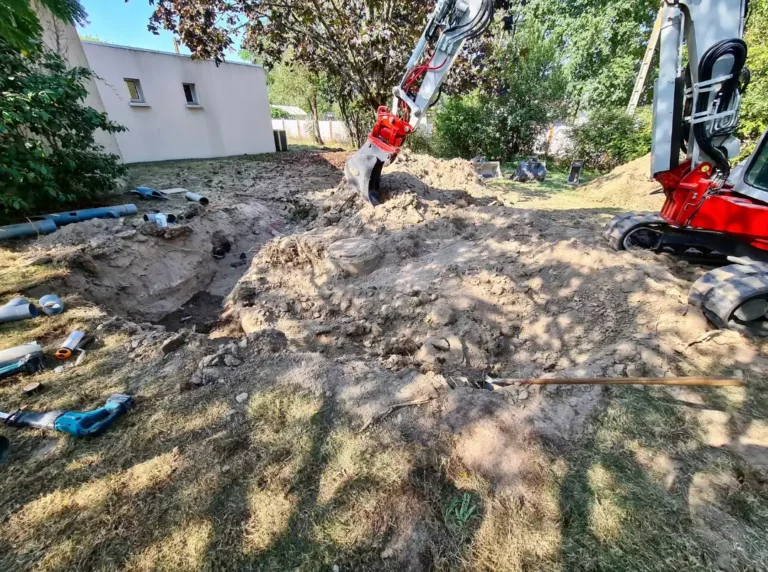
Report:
689,264,768,335
603,212,667,251
606,213,768,335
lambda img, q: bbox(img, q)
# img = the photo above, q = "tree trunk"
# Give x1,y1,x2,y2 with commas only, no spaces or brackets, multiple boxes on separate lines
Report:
308,91,324,146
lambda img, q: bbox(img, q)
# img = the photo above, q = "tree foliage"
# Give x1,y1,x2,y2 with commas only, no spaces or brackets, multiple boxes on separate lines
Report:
1,0,87,51
0,39,126,214
148,0,434,111
739,0,768,156
570,107,652,171
527,0,658,112
431,20,567,160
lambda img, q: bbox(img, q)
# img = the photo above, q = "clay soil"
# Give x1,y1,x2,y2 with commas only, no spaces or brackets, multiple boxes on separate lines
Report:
1,148,767,571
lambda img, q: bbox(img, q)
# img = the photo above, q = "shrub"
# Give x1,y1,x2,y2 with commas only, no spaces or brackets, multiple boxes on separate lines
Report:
0,39,126,216
571,107,652,171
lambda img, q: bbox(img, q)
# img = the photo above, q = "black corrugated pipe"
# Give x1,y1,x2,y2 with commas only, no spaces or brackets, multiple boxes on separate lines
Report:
693,38,747,177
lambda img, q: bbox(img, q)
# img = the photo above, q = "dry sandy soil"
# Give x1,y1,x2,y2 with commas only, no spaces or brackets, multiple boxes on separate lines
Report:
0,149,767,571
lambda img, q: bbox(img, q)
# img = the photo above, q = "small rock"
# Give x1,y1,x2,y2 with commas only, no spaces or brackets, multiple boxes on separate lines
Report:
115,230,137,239
199,354,220,369
625,363,644,377
235,392,249,404
621,281,641,294
221,465,231,473
733,369,744,380
332,565,340,572
54,365,65,374
340,299,352,312
381,547,394,560
676,260,690,270
160,333,186,355
613,364,626,376
238,338,248,349
225,409,238,418
25,255,53,266
223,355,242,367
545,384,557,393
202,367,222,384
518,389,529,400
425,302,456,326
279,302,290,312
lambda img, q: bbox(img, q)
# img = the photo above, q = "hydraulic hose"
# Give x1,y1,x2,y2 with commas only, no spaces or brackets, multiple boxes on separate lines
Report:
693,39,747,177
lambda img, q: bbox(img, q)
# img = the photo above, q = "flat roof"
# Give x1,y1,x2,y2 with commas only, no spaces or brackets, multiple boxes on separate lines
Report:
80,41,263,68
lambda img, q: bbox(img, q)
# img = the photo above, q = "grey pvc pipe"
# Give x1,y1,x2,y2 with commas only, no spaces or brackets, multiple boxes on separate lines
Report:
0,219,57,241
0,303,38,324
0,342,43,368
185,192,209,206
143,213,177,226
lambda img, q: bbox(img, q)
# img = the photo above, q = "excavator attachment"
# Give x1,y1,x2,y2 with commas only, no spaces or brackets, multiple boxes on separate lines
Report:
343,0,494,205
343,141,393,206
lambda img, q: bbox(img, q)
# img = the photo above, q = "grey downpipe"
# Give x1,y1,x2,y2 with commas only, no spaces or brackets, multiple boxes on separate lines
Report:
0,303,38,324
0,343,43,368
185,192,209,206
0,220,57,241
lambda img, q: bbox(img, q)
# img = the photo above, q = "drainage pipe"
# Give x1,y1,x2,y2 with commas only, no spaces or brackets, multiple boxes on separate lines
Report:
0,343,43,368
4,298,30,308
143,213,177,227
0,303,38,325
185,192,209,206
36,205,138,227
0,220,57,241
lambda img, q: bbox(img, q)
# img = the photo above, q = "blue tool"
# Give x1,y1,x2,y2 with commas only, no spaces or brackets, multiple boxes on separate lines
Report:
0,353,44,381
131,187,168,201
1,394,133,437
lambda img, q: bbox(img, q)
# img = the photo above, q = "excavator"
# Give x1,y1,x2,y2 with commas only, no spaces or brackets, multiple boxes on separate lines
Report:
343,0,494,205
345,0,768,335
603,0,768,335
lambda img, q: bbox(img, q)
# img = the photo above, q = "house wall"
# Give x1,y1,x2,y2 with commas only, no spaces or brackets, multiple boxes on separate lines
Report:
36,6,122,159
82,43,275,163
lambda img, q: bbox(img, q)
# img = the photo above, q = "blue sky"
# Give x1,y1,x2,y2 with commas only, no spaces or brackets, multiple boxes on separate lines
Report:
76,0,244,61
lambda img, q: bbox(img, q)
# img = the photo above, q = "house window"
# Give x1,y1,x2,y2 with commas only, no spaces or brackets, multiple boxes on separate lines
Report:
183,83,199,105
124,79,145,103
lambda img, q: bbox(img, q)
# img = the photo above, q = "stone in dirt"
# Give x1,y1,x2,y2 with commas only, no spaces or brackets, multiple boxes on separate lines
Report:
235,392,249,404
223,354,242,367
160,333,186,355
326,238,382,276
425,302,456,326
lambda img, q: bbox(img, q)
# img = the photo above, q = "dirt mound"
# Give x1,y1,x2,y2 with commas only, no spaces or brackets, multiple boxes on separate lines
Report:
579,153,663,210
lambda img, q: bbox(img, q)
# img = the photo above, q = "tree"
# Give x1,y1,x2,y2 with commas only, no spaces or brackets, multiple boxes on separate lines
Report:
148,0,434,113
432,20,568,161
1,0,87,51
0,39,126,214
739,0,768,156
242,50,333,146
527,0,659,113
570,107,652,170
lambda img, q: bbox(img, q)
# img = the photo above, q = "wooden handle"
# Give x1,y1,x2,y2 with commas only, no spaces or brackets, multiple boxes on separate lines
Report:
490,377,744,387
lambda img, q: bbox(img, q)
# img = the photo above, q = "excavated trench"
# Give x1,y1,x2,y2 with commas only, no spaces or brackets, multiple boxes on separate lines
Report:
32,201,287,335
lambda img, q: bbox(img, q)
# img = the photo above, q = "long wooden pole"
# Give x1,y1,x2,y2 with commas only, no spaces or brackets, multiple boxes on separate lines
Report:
489,377,744,388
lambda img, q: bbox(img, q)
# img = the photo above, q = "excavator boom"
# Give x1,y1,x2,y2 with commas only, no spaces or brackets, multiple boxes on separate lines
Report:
344,0,494,204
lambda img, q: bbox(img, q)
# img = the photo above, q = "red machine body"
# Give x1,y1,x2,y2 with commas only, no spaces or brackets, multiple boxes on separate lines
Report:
655,161,768,252
368,106,413,155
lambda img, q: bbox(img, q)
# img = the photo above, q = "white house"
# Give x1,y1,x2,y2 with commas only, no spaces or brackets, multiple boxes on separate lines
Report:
82,42,275,163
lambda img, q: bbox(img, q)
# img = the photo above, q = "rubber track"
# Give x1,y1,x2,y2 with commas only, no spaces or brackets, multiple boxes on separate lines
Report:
690,265,768,332
603,212,665,251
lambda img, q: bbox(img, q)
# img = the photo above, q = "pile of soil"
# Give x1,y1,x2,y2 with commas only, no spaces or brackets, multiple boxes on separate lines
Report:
580,153,663,210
